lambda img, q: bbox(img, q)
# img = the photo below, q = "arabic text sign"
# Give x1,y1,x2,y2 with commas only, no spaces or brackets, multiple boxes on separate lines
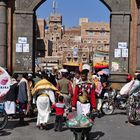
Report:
114,49,121,58
118,42,127,49
18,37,27,44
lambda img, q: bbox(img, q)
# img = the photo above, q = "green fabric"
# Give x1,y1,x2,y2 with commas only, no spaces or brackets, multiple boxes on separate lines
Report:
58,78,70,94
67,115,92,128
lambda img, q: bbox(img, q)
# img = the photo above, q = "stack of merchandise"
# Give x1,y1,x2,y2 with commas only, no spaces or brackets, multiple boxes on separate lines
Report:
67,114,93,128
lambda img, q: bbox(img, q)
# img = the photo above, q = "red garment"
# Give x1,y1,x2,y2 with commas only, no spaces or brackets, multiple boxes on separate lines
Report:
69,81,73,96
72,82,96,109
52,102,65,116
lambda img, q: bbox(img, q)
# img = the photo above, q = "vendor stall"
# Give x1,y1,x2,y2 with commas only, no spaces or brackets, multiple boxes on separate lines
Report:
63,62,79,72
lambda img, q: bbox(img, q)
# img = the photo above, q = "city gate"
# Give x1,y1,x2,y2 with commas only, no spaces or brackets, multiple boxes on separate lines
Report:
0,0,139,82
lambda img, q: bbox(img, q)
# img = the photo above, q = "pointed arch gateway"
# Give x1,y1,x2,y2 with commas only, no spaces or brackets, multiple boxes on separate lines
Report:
12,0,132,82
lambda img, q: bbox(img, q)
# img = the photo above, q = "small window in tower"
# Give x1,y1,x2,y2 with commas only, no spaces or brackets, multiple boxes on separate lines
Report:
54,25,58,30
104,57,106,61
82,58,87,62
82,53,86,57
87,31,94,36
67,53,71,58
67,58,71,62
101,28,106,35
74,58,78,62
97,40,101,44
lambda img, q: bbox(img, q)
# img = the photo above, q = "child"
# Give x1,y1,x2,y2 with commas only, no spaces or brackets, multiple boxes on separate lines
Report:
52,95,65,132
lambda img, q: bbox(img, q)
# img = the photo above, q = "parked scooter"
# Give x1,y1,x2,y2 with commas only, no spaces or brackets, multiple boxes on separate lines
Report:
101,89,128,115
126,86,140,123
0,103,8,130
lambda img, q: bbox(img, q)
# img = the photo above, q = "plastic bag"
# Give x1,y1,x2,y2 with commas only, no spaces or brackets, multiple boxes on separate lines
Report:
67,114,92,128
79,115,91,127
75,115,82,122
67,118,79,127
120,80,134,95
67,111,77,120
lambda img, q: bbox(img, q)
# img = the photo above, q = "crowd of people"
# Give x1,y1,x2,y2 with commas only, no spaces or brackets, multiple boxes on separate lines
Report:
4,66,140,131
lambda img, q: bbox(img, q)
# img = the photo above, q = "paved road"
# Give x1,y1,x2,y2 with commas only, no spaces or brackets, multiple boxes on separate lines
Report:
0,110,140,140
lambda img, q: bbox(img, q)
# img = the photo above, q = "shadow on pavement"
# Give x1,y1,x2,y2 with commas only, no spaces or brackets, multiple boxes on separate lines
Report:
27,117,37,123
5,119,30,129
89,131,105,140
5,117,37,129
60,127,68,132
105,110,126,116
0,130,11,136
5,117,55,130
96,113,105,118
5,120,18,129
125,120,140,126
45,122,54,130
134,121,140,125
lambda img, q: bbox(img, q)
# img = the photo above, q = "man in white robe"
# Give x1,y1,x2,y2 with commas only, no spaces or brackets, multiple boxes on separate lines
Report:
36,89,55,129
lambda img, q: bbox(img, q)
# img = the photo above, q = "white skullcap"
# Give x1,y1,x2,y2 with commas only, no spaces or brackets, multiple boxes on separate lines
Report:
134,73,139,76
28,73,32,77
82,64,90,71
59,69,68,73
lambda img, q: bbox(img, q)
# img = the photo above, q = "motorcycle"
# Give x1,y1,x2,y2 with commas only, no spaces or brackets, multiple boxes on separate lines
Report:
126,89,140,123
0,103,8,130
101,88,128,115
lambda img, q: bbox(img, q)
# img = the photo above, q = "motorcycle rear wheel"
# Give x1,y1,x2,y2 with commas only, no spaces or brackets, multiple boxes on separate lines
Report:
0,110,8,130
101,101,114,115
127,106,136,123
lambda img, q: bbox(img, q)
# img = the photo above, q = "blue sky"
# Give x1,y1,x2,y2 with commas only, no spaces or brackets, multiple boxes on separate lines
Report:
36,0,110,27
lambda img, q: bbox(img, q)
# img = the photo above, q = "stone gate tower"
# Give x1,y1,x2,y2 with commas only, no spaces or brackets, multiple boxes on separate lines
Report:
101,0,131,82
0,0,139,83
0,0,7,68
12,0,46,73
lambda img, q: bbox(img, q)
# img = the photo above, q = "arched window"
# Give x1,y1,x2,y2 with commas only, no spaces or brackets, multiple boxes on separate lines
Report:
82,53,86,58
67,53,71,58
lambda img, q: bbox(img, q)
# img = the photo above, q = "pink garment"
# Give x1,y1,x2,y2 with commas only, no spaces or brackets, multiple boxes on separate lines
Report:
95,81,103,95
